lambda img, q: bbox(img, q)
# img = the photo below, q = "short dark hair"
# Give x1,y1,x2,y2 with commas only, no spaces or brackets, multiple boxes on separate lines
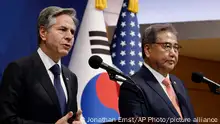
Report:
141,23,177,58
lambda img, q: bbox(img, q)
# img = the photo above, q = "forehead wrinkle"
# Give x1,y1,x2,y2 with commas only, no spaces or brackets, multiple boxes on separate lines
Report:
54,18,76,31
156,31,177,43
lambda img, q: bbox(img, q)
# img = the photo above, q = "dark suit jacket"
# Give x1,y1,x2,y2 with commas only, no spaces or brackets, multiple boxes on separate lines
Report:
119,66,196,122
0,52,78,124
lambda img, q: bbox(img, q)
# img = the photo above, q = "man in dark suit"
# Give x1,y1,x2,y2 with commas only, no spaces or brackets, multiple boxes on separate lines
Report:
0,6,82,124
119,24,196,123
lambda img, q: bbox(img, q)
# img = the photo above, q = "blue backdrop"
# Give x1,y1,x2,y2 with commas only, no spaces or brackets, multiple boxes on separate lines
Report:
0,0,88,81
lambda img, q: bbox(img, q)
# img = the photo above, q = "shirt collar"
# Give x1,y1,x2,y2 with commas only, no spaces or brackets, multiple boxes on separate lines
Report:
37,48,62,71
143,62,169,84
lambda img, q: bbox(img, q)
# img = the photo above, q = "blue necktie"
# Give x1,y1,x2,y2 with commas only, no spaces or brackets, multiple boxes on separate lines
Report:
50,64,66,115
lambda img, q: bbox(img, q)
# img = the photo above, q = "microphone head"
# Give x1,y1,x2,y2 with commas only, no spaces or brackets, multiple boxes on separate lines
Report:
88,55,103,69
191,72,204,83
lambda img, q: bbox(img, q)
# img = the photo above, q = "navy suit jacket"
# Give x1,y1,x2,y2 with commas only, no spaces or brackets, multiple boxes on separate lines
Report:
0,52,78,124
119,65,196,122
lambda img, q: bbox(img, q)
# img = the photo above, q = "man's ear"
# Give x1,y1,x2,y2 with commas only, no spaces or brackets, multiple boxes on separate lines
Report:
39,26,47,41
144,44,151,58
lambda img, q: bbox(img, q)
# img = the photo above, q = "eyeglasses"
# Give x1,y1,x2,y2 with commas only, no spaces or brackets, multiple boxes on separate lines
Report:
153,42,182,52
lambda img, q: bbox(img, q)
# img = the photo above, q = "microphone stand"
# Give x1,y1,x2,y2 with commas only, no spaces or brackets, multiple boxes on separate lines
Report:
107,71,127,82
202,77,220,95
208,83,220,95
106,70,149,115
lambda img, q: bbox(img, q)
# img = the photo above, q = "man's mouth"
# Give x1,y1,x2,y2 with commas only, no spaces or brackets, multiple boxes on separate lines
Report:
167,60,175,64
63,44,71,49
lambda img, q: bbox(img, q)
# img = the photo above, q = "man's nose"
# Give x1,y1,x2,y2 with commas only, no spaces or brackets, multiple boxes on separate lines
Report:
169,47,177,57
65,31,73,42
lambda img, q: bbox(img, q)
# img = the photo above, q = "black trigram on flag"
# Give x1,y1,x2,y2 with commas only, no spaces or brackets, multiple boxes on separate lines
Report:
89,31,110,55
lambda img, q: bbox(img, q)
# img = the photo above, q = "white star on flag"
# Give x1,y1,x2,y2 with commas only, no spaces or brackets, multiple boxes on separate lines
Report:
138,52,142,57
130,40,135,47
112,43,116,48
138,33,141,38
120,31,126,37
121,21,126,27
122,3,127,8
113,34,117,39
120,60,126,66
130,31,135,37
138,61,143,67
138,42,141,47
120,50,126,56
112,52,116,58
121,12,126,18
130,50,135,56
130,13,135,17
130,21,135,27
129,70,135,75
130,60,135,66
120,41,126,47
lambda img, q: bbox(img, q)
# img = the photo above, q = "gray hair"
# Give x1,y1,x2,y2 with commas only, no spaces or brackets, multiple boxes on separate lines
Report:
141,23,177,59
37,6,78,45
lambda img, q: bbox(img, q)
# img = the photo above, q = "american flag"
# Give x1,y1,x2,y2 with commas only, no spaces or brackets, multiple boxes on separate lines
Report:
110,0,143,76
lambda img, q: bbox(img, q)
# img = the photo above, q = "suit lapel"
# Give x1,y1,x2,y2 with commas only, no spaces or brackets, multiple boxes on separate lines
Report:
170,76,190,118
170,77,184,99
32,53,61,114
62,65,73,112
139,66,180,117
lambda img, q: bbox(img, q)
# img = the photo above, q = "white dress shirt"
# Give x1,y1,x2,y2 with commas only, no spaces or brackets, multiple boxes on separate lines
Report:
143,62,177,98
37,48,68,102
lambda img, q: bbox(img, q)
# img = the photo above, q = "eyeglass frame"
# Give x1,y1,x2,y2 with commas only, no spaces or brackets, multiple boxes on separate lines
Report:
148,42,182,52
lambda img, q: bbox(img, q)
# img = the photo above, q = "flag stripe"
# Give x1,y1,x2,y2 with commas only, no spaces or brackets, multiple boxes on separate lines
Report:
91,48,110,55
91,45,110,50
89,31,107,37
90,36,108,41
90,40,109,46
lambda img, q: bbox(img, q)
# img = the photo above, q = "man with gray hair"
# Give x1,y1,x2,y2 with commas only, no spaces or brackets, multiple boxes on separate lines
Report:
119,23,196,122
0,6,82,124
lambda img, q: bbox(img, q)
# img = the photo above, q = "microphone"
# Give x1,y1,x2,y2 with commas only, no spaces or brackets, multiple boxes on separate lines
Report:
88,55,150,115
191,72,220,87
191,72,220,94
88,55,130,80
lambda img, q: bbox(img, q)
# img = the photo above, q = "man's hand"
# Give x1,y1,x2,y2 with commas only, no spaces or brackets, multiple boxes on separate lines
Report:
56,111,74,124
55,110,83,124
72,109,82,124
